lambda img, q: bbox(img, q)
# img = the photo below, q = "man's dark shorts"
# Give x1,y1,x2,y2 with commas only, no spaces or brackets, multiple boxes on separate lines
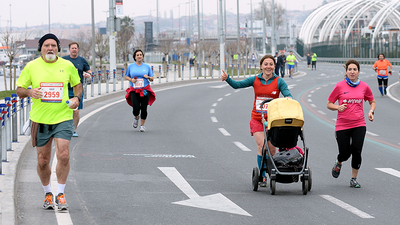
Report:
68,88,84,109
36,120,74,147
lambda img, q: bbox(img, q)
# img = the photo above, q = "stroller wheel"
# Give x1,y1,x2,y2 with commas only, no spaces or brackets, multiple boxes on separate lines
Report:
307,167,312,191
270,179,276,195
252,167,259,191
302,178,308,195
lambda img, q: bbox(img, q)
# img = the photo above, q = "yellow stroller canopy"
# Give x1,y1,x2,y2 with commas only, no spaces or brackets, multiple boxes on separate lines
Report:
267,98,304,129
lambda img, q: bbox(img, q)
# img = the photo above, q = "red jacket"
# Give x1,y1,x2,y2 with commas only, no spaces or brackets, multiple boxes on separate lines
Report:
125,85,156,107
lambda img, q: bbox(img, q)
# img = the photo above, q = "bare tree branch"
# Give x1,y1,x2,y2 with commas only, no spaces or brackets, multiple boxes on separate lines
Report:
0,29,27,90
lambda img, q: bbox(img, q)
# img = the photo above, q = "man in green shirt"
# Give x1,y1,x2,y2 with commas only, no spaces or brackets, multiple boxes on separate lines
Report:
286,50,296,79
311,52,317,70
16,33,81,211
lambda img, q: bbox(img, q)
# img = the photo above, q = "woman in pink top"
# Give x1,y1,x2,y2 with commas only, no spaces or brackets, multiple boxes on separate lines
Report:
327,59,376,188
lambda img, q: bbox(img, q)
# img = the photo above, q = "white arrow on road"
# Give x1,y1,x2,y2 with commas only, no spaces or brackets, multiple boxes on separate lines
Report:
158,167,252,217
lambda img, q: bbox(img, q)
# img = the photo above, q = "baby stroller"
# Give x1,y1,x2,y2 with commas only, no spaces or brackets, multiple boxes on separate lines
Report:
251,98,312,195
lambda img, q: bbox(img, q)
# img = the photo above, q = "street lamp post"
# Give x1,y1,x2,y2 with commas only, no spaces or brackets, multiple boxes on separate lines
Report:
250,0,253,53
197,0,202,76
91,0,96,73
10,4,12,31
156,0,159,44
262,0,266,55
271,0,276,54
237,0,240,58
219,0,224,77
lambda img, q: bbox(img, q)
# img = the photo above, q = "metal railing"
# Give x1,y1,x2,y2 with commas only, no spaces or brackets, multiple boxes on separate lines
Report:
0,94,32,174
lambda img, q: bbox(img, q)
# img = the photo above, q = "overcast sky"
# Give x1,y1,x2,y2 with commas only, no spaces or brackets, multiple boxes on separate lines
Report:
0,0,320,28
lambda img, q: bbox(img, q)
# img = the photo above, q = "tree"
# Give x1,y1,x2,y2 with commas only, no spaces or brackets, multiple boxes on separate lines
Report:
117,16,135,71
94,32,109,81
202,40,219,75
75,31,92,60
254,1,286,30
157,37,174,77
171,40,189,78
94,32,109,68
0,29,27,90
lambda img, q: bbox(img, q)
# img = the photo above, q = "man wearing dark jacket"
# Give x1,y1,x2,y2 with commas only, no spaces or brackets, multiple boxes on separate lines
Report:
274,52,283,75
278,51,286,78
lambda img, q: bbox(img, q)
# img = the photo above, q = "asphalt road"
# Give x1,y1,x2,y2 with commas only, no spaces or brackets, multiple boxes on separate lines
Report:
16,63,400,225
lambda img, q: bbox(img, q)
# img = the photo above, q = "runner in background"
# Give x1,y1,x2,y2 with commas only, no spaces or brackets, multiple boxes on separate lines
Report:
311,52,317,70
63,42,92,137
306,54,311,70
125,49,156,132
286,51,296,79
373,53,392,96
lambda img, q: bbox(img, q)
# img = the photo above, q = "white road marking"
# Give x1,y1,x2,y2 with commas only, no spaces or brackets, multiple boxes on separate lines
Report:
209,84,228,88
158,167,252,216
211,117,218,122
218,128,231,136
212,103,217,107
387,81,400,104
308,99,312,102
376,168,400,179
124,154,196,158
51,150,74,224
320,195,374,219
233,142,252,151
311,104,316,108
366,131,379,137
210,109,215,114
310,90,315,93
218,98,223,101
318,110,326,115
288,84,297,89
225,93,231,96
308,94,312,97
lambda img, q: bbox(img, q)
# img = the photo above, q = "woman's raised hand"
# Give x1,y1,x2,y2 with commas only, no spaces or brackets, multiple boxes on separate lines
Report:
221,70,228,81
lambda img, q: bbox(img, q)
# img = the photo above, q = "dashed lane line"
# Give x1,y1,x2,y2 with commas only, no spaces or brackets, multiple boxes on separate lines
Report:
218,128,231,136
233,142,252,151
320,195,374,219
376,168,400,179
366,131,379,137
211,117,218,122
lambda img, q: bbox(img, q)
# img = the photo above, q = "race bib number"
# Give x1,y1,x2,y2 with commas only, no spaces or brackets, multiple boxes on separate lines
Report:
256,96,270,113
40,83,63,103
134,78,144,89
379,70,387,76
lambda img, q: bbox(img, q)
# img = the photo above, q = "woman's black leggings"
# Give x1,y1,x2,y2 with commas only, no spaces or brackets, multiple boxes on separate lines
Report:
130,92,150,120
335,126,366,170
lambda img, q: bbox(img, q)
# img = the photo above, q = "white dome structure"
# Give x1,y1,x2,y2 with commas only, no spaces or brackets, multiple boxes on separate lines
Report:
299,0,400,46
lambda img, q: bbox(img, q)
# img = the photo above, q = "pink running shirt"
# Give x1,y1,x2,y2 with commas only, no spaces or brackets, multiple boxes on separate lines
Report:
328,80,374,131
